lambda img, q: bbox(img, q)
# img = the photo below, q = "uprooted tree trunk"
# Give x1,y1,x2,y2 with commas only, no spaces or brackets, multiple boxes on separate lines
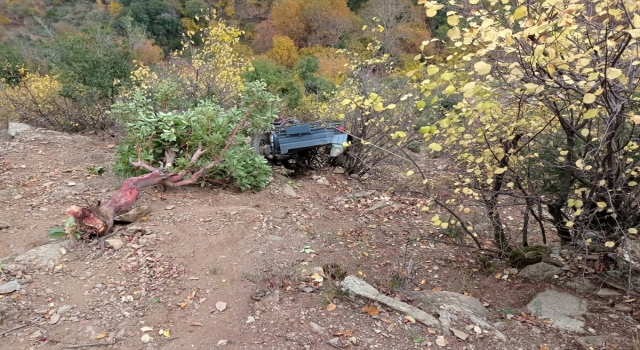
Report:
66,115,249,239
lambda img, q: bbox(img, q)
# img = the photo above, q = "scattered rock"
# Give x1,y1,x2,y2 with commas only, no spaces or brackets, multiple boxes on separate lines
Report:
527,290,587,332
508,245,550,268
125,225,146,235
105,239,125,250
562,277,599,294
517,262,562,281
0,221,10,229
576,335,607,349
57,305,73,315
0,281,20,294
215,301,227,312
254,290,280,312
596,288,621,297
28,330,43,340
450,327,469,341
282,184,297,197
115,205,151,223
408,289,492,332
615,239,640,272
67,182,76,186
309,322,325,335
8,122,31,137
316,177,330,186
216,339,228,347
435,335,448,347
246,316,255,324
333,167,345,174
49,313,60,324
15,241,68,268
341,275,439,327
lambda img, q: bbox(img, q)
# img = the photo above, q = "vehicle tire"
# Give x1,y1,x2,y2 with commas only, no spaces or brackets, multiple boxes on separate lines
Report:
251,133,270,155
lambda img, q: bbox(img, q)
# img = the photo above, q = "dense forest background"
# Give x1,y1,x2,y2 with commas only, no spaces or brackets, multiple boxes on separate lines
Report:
0,0,445,125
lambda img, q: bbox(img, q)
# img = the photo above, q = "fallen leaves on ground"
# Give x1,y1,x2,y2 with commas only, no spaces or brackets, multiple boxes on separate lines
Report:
361,305,379,316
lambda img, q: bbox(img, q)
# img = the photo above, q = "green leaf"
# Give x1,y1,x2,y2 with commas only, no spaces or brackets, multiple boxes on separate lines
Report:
48,227,66,240
416,101,426,109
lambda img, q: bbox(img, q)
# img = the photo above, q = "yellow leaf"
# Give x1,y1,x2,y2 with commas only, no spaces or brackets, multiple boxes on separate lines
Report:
327,303,337,311
627,29,640,38
406,170,415,176
447,15,459,26
604,241,615,248
513,6,527,20
416,100,426,109
607,68,622,79
440,222,449,228
584,109,599,119
373,103,384,112
426,7,438,17
629,181,638,187
583,93,596,104
428,143,443,152
576,159,585,169
580,129,589,137
474,61,492,75
630,115,640,124
447,27,461,40
565,221,574,228
426,65,439,76
162,329,171,338
629,228,638,234
494,167,507,174
96,333,107,339
596,201,607,208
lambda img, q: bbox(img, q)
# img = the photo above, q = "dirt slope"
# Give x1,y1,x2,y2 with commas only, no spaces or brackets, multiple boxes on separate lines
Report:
0,128,637,350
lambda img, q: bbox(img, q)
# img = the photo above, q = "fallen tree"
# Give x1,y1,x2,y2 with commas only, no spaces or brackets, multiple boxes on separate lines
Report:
62,81,279,241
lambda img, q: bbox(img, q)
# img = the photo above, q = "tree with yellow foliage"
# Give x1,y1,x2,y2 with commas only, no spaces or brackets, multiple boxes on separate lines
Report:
408,0,640,253
266,35,299,68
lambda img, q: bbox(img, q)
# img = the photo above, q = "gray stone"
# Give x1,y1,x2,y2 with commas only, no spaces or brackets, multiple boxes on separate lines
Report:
341,275,439,327
15,241,68,268
316,177,330,186
267,235,284,242
8,122,31,137
0,221,9,229
105,238,124,250
57,305,73,315
576,335,607,349
518,262,562,281
333,167,345,174
407,290,490,319
0,189,19,200
309,322,325,334
0,281,20,294
596,288,621,297
562,277,599,294
282,184,297,197
115,205,151,223
527,290,587,332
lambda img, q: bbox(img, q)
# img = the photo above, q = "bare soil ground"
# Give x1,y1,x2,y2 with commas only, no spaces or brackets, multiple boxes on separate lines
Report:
0,128,638,350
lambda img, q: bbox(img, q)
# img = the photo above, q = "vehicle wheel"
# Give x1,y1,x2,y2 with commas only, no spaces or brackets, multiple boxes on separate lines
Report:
251,133,269,155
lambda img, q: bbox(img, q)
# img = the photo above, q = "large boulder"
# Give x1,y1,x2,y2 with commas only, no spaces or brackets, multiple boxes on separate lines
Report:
517,262,562,281
508,245,550,268
527,290,587,332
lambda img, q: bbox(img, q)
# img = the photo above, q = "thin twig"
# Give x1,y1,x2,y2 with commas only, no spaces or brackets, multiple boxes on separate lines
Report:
0,323,28,337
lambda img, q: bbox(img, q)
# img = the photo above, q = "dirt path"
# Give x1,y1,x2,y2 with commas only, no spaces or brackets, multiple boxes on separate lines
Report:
0,128,638,350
